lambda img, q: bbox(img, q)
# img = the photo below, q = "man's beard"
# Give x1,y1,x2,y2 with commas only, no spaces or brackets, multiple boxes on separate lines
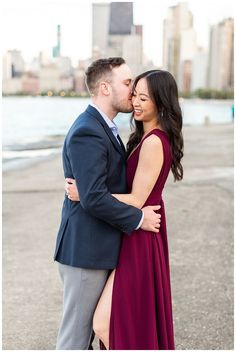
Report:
111,95,133,114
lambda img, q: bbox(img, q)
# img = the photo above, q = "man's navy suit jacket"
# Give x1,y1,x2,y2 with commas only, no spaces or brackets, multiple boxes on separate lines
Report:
54,105,142,269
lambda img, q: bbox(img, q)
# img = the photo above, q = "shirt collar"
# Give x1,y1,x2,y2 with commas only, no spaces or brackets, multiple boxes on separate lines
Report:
90,102,118,134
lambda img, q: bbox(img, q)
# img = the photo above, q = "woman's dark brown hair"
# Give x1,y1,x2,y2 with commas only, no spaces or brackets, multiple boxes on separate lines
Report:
127,70,184,181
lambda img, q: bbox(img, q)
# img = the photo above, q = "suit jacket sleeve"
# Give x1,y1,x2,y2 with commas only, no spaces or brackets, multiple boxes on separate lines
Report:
67,126,142,234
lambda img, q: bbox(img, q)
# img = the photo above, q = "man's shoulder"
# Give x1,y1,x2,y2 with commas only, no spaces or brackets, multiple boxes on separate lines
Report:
66,109,105,143
69,108,99,131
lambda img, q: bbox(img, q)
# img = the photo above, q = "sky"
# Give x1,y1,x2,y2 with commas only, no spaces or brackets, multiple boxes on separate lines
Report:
2,0,234,66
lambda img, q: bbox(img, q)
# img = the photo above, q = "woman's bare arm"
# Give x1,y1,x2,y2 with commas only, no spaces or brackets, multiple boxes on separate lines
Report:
112,135,163,208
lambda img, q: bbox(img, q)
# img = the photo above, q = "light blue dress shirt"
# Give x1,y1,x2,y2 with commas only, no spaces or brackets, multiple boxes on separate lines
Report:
90,102,120,141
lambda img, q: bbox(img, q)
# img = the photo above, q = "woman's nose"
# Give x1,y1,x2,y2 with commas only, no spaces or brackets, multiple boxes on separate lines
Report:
132,96,140,106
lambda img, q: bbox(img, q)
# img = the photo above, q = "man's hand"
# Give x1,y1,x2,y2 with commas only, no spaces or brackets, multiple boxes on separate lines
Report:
65,178,80,201
141,205,161,233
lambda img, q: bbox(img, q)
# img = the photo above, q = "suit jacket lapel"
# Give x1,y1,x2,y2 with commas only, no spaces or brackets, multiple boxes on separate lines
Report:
86,105,126,160
117,134,126,154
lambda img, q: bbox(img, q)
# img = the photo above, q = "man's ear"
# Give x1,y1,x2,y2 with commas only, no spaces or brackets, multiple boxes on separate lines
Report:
100,81,110,96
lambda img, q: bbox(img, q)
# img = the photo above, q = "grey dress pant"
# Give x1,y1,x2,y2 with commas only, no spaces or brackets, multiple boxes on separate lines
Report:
56,263,109,350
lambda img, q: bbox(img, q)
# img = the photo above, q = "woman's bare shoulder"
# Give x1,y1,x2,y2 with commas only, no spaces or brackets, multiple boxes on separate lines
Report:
141,134,163,151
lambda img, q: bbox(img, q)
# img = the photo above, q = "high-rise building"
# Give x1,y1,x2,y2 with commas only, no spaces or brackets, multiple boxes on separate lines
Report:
191,47,208,91
39,64,73,92
178,28,197,91
39,51,51,66
5,49,25,78
74,67,87,94
163,2,195,88
55,56,73,77
92,2,143,75
121,25,143,75
92,3,110,57
108,2,143,75
109,2,133,35
107,2,134,58
207,18,234,90
21,73,40,95
2,50,24,93
53,25,61,58
2,52,12,81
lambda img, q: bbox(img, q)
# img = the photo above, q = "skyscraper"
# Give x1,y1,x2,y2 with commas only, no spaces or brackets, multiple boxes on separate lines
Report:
163,2,195,89
2,50,25,94
92,2,143,75
207,18,234,90
92,3,110,57
108,2,143,75
53,25,61,58
7,49,25,77
107,2,134,56
109,2,133,35
178,28,197,91
191,47,208,91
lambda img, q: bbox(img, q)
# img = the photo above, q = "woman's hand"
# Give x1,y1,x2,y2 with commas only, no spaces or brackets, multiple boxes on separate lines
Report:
65,178,80,201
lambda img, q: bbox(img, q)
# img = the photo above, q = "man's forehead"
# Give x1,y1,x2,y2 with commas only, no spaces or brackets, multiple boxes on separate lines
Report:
112,64,133,80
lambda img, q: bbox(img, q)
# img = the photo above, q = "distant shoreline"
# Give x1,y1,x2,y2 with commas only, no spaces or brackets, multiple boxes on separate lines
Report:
2,134,65,172
2,123,233,173
2,152,61,173
2,94,234,101
3,134,65,152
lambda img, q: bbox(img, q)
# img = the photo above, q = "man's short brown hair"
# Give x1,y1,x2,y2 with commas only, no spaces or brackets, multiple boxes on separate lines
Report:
85,57,126,95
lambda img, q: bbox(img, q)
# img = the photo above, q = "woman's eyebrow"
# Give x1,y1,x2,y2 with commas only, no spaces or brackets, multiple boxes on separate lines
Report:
139,92,149,97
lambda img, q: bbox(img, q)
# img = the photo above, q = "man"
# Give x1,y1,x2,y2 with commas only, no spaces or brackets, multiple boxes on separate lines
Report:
54,57,161,350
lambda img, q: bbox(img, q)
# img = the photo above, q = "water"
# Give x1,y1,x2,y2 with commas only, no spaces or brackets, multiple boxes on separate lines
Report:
2,96,233,166
2,97,90,148
181,98,233,125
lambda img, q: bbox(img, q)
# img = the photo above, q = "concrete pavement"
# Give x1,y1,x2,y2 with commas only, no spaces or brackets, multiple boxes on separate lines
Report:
2,123,234,350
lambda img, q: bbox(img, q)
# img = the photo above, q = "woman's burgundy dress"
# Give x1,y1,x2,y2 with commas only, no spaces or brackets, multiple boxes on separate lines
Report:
109,129,175,350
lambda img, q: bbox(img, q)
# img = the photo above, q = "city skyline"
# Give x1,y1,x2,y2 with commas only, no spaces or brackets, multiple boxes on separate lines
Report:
2,0,234,66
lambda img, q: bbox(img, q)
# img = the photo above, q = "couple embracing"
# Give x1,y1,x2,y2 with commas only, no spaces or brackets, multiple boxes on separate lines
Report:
54,57,183,350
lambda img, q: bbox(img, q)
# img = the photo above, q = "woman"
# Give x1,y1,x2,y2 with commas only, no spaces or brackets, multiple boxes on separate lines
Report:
67,69,183,349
